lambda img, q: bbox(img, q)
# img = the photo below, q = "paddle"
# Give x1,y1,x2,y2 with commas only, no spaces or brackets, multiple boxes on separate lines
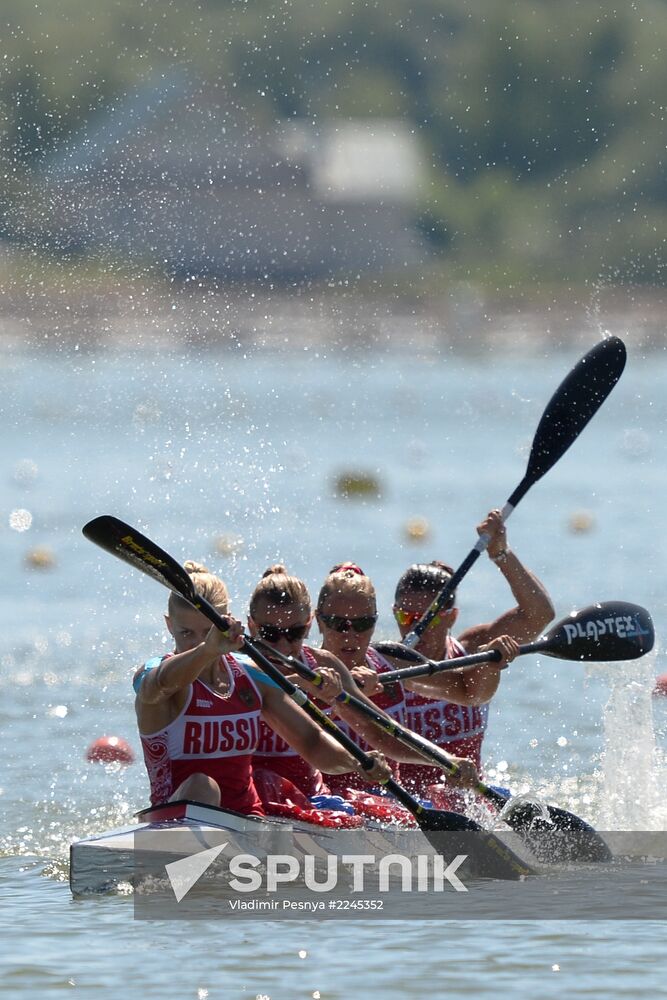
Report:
375,602,655,683
252,635,613,863
401,336,627,648
374,601,651,861
82,514,536,880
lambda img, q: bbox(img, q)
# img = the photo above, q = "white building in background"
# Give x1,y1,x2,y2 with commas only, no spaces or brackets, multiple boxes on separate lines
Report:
23,75,430,281
283,119,424,202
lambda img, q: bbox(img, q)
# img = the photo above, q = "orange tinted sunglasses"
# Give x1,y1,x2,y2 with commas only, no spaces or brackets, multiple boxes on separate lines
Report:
393,608,444,630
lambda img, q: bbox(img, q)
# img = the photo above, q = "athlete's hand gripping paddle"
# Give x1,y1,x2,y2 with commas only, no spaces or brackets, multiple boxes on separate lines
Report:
375,602,655,682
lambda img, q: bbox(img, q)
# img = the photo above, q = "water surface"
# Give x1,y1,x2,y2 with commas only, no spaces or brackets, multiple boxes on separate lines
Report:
1,331,666,998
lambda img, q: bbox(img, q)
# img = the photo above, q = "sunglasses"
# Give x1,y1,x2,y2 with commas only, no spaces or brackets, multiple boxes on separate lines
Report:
393,608,444,629
318,613,378,634
256,622,310,644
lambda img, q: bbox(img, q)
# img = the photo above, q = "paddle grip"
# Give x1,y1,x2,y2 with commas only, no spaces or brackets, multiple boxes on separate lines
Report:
400,501,518,650
380,649,499,683
379,638,541,684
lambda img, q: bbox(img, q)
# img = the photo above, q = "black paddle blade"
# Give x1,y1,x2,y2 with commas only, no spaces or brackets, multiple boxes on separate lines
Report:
541,601,654,661
480,785,610,862
371,641,428,664
502,802,612,864
417,816,535,880
511,337,626,505
82,515,196,602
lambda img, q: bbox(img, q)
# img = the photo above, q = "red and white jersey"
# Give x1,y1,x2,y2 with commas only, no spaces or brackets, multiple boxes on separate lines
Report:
327,646,406,797
138,653,264,816
400,635,490,797
253,646,328,798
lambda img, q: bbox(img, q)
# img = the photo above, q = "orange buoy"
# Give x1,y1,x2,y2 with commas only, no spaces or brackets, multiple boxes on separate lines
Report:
86,735,135,764
404,516,430,543
25,545,56,570
654,675,667,697
568,510,595,534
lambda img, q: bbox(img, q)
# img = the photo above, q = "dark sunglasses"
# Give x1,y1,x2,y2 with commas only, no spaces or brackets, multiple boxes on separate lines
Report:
318,613,378,634
256,622,310,643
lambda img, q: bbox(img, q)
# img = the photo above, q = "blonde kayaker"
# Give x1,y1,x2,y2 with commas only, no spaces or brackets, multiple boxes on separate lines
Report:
315,560,519,798
133,561,391,815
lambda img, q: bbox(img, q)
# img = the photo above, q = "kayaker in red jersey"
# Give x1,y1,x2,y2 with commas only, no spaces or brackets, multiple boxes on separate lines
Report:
393,509,555,802
248,564,497,802
133,561,391,815
315,561,519,798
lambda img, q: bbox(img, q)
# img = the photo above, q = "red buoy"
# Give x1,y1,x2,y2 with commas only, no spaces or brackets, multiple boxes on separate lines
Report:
654,675,667,697
86,735,135,764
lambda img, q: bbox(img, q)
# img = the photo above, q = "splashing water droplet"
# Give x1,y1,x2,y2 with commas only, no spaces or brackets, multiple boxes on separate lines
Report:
13,459,39,485
9,509,32,532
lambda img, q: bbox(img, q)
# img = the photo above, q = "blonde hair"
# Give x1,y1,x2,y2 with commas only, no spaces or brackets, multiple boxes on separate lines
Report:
168,560,229,615
317,562,376,612
249,564,311,618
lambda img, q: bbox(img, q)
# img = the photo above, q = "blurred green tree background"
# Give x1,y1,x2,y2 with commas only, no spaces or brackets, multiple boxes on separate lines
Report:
1,0,665,286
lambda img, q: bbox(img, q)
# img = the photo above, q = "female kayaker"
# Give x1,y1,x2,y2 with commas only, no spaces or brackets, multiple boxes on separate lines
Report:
248,564,490,801
393,509,554,798
133,561,391,815
315,561,519,798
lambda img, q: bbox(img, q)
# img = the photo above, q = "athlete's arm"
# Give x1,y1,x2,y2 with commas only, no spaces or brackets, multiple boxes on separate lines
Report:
259,684,390,783
136,619,244,706
403,636,519,704
457,510,555,651
311,649,467,765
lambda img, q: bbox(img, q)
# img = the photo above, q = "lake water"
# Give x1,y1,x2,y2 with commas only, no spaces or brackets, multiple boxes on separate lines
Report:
1,322,667,998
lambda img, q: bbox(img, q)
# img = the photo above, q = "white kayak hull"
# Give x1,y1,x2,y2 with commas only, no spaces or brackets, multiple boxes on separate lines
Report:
69,799,436,896
71,801,667,919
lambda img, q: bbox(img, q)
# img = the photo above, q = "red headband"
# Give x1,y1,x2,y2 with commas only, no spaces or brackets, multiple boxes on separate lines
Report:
330,562,365,576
